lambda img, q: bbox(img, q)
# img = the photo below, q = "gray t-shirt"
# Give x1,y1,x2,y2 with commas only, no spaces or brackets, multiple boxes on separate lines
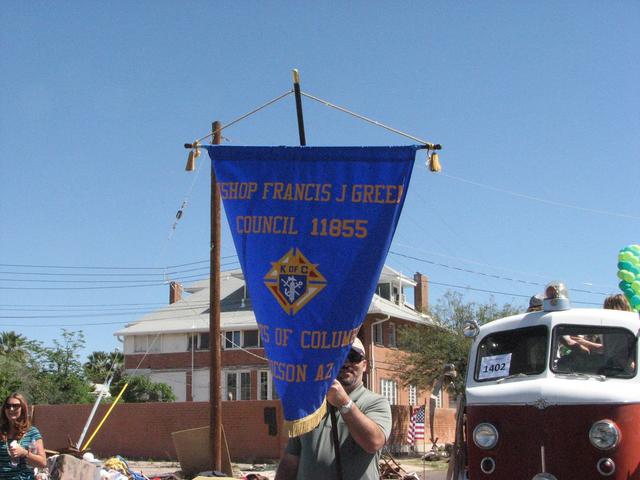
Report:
285,384,392,480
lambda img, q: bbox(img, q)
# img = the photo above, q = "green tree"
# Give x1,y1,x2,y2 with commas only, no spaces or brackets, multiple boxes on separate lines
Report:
35,330,93,404
397,291,521,395
0,331,42,401
0,331,39,361
113,375,176,403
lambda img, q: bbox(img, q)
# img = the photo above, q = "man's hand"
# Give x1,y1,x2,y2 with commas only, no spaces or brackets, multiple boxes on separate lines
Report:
326,379,350,408
326,380,387,454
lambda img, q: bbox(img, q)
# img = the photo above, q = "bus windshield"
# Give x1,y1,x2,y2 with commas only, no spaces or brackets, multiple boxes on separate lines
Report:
475,326,548,382
551,325,637,379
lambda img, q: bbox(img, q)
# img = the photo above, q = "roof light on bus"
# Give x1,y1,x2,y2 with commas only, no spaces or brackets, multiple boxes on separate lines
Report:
589,420,620,450
473,423,499,449
543,281,571,311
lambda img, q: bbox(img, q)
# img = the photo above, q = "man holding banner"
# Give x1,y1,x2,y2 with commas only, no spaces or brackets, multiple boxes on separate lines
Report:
275,337,392,480
207,145,420,479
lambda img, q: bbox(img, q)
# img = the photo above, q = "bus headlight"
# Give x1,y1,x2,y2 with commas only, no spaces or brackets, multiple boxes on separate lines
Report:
473,423,499,449
589,420,620,450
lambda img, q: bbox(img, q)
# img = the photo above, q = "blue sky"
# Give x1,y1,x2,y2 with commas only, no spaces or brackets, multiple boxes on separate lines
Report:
1,2,638,356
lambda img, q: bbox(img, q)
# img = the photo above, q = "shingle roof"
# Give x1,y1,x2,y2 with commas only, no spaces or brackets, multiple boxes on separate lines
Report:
114,266,430,336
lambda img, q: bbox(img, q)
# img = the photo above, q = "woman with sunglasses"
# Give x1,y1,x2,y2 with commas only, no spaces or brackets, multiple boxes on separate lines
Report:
0,393,46,479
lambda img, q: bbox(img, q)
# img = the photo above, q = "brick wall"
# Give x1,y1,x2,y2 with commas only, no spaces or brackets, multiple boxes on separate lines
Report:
33,401,455,461
33,401,287,462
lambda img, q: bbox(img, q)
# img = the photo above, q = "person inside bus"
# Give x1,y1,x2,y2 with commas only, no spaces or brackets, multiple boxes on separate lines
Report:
603,294,631,311
556,335,598,373
562,335,603,355
603,294,636,371
526,294,543,313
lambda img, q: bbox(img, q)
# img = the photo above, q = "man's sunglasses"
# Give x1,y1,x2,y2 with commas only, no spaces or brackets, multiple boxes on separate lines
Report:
4,404,21,411
346,350,365,364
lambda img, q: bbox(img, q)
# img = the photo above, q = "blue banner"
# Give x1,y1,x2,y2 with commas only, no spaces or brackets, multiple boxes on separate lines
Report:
207,146,418,436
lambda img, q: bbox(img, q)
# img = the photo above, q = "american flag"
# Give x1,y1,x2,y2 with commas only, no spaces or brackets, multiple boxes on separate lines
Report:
406,405,425,445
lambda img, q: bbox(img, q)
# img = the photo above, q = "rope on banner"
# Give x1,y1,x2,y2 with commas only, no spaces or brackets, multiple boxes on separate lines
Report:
300,91,440,150
183,85,442,172
185,89,294,148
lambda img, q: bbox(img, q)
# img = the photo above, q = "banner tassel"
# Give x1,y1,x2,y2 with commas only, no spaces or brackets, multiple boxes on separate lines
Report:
427,151,441,173
285,401,327,437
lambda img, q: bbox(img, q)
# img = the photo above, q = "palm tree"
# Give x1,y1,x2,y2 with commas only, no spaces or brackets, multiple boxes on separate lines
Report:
84,350,123,384
0,331,36,361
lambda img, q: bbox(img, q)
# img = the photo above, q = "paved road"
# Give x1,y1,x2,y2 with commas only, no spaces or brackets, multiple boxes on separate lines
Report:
424,471,446,480
397,464,447,480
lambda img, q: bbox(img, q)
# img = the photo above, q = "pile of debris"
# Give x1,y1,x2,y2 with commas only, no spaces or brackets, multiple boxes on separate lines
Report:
39,452,177,480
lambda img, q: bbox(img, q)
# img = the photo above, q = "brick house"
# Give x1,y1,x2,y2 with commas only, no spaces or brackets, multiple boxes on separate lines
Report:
114,266,446,412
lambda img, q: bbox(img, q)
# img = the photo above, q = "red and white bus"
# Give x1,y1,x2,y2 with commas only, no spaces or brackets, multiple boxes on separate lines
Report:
449,283,639,480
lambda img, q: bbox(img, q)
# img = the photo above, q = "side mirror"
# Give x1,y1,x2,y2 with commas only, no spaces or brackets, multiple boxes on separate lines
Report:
463,320,480,338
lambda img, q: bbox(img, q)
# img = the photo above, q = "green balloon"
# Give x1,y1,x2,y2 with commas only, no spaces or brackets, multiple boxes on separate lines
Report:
618,261,634,272
619,251,633,262
618,270,635,283
632,280,640,293
630,295,640,311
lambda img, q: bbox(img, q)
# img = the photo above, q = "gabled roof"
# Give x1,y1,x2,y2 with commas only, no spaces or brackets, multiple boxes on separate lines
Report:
378,265,417,287
114,267,431,336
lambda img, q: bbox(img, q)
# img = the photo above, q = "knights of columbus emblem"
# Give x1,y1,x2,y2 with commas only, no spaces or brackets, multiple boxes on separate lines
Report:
264,248,327,315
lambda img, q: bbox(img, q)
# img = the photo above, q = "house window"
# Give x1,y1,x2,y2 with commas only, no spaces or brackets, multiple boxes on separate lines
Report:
133,336,146,353
224,331,241,349
433,388,443,408
240,372,251,400
380,378,397,405
133,335,160,353
408,385,417,406
224,370,251,401
259,370,279,400
374,323,384,345
376,283,391,301
188,333,210,351
388,324,397,348
243,330,261,348
223,330,262,350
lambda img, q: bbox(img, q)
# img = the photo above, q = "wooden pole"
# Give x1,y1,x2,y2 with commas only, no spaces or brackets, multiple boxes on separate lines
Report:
210,121,223,471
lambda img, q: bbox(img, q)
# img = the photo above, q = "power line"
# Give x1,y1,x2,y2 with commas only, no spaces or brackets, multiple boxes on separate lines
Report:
440,173,640,221
1,302,173,308
0,264,241,290
0,256,237,271
427,280,601,306
0,306,210,319
0,265,210,277
0,270,220,284
388,250,611,297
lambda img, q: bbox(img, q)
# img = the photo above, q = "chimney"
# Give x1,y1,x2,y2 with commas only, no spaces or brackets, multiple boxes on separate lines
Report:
413,272,429,313
169,281,183,304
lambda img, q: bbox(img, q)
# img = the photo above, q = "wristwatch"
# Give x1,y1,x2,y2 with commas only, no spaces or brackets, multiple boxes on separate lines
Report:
339,399,353,415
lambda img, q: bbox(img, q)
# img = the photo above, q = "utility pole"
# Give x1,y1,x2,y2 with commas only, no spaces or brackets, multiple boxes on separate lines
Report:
210,121,222,471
